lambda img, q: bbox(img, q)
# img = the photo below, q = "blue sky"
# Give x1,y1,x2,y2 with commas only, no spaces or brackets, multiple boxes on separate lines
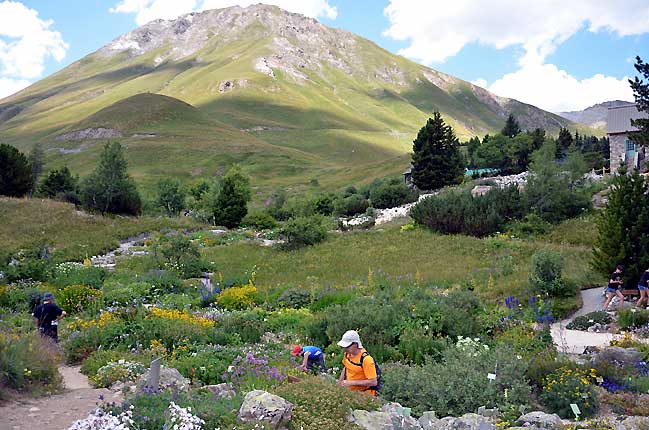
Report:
1,0,648,112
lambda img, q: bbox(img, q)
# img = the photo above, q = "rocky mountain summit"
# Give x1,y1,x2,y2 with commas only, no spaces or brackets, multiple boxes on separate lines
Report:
558,100,635,130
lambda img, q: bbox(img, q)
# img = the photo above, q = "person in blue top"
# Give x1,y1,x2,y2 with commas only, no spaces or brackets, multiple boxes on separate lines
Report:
603,265,625,311
292,345,327,373
637,267,649,308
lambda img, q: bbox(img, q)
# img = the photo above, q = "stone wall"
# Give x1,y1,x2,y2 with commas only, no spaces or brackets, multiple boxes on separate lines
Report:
609,133,627,173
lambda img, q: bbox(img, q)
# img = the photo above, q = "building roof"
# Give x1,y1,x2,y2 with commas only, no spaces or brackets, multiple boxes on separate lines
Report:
607,104,648,134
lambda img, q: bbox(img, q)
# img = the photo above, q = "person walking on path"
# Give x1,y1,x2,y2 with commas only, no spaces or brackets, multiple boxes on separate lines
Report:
603,265,625,311
637,268,649,308
32,292,66,342
337,330,379,396
292,345,327,373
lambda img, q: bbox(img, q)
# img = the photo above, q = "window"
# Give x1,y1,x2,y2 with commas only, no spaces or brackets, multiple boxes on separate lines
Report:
626,139,636,151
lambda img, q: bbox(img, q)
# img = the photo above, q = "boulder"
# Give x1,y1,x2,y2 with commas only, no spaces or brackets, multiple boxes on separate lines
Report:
471,185,493,197
419,411,439,430
617,416,649,430
203,382,235,399
137,366,190,392
517,411,565,429
238,390,293,429
350,410,421,430
593,347,644,368
430,413,495,430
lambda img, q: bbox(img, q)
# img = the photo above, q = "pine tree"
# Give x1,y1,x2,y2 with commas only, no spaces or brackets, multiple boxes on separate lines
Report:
502,113,521,138
592,168,649,285
411,111,465,190
556,127,573,159
38,166,77,197
629,56,649,147
80,141,142,215
0,143,33,197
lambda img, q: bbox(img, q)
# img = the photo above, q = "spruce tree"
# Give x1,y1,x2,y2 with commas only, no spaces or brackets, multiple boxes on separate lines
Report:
411,111,464,190
556,127,573,159
0,143,33,197
502,113,521,138
629,56,649,147
207,165,251,228
592,168,649,285
38,166,77,197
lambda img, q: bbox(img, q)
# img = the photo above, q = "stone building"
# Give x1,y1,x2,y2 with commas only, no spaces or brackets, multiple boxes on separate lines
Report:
607,104,648,172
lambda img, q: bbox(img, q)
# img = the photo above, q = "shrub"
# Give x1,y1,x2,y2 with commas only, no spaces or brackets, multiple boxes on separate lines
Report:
541,367,599,419
274,376,380,430
0,331,63,399
381,344,530,416
410,186,524,237
216,283,257,310
529,249,568,297
618,308,649,329
600,392,649,416
56,285,101,313
334,194,369,216
153,234,207,278
278,288,311,308
50,262,106,289
170,350,238,385
369,178,418,209
508,213,551,237
242,210,277,230
90,360,147,388
216,309,267,343
310,290,355,311
279,215,327,250
567,311,612,330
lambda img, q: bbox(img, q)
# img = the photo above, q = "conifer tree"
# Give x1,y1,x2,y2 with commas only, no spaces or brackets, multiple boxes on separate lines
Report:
592,167,649,285
502,113,521,138
411,111,464,190
206,165,251,228
0,143,33,197
38,166,77,197
556,127,573,159
629,56,649,147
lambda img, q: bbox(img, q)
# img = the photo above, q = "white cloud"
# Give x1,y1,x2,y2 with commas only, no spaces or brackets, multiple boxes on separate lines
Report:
110,0,337,25
383,0,649,66
0,1,67,81
487,63,634,112
383,0,648,111
471,78,487,88
0,76,30,99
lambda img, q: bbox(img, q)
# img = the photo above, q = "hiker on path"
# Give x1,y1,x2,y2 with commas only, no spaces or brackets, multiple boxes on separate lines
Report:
32,292,66,343
637,268,649,308
603,265,625,311
292,345,327,373
337,330,379,396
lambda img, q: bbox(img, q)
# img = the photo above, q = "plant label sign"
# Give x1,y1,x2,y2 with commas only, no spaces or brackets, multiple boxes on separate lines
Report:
487,373,496,381
570,403,581,419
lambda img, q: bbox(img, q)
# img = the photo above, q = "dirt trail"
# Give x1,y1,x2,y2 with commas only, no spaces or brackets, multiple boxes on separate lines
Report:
0,366,122,430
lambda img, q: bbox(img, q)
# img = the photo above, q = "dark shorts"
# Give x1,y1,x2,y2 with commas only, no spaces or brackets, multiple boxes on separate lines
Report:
606,287,620,294
39,326,58,343
306,354,327,372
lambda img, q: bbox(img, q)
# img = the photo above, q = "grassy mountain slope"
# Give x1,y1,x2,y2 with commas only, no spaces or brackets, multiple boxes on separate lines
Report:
0,4,596,196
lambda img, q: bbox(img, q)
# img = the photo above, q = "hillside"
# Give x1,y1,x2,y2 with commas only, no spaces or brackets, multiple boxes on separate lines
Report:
0,4,593,194
558,100,634,131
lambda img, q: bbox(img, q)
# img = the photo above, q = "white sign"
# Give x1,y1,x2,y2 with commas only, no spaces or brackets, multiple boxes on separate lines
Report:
487,373,496,380
570,403,581,418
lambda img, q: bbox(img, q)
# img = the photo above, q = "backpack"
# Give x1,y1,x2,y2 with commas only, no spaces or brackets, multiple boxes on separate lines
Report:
345,351,382,391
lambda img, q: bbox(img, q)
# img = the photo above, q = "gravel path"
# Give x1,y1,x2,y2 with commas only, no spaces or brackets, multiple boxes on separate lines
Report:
550,288,626,355
0,366,121,430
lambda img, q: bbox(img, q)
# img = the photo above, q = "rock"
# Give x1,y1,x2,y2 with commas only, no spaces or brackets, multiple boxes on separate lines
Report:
238,390,293,429
471,185,493,197
55,127,123,141
350,409,421,430
593,347,644,368
517,411,565,429
203,383,235,399
137,366,190,392
617,416,649,430
477,406,500,418
419,411,439,430
381,402,412,417
430,413,495,430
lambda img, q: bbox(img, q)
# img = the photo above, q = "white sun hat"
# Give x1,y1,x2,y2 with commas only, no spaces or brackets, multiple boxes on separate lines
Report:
337,330,362,348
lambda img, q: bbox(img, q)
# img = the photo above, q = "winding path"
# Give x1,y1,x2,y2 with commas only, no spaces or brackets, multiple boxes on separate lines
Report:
550,288,624,354
0,366,121,430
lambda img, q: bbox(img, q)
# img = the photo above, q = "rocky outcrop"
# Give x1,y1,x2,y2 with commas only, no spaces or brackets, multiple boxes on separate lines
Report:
238,390,293,429
55,127,122,141
430,413,496,430
618,416,649,430
202,383,235,399
137,366,190,392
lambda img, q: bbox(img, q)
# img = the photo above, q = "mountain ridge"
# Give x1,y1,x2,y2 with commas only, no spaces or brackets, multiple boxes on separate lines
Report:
558,100,635,130
0,4,596,194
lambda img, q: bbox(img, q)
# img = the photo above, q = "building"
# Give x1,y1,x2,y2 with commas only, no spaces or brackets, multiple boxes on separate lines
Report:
607,104,648,172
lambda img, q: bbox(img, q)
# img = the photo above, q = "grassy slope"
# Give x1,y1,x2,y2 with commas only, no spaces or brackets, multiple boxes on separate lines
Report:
0,198,204,261
0,17,599,197
202,220,602,303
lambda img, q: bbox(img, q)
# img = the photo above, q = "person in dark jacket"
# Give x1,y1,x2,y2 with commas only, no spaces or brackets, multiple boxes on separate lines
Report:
32,292,66,342
637,268,649,308
603,265,625,311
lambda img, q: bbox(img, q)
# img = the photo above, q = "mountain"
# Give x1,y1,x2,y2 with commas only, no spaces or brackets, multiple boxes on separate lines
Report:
558,100,635,131
0,4,592,195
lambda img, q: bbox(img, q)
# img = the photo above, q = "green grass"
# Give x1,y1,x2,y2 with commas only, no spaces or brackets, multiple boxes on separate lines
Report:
0,198,205,261
201,222,603,303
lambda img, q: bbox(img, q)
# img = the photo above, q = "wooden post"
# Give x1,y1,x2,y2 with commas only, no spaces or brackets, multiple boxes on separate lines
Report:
148,357,161,389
